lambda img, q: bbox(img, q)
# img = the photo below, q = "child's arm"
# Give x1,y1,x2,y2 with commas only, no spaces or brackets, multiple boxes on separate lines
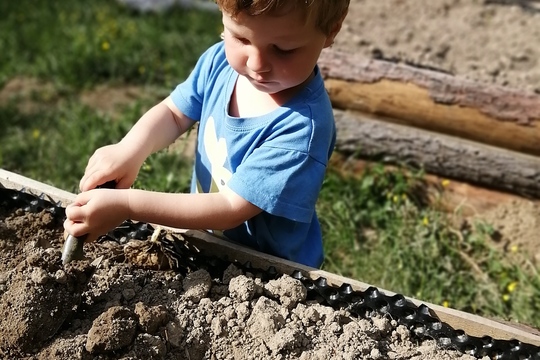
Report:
66,96,263,240
64,185,262,240
79,96,194,191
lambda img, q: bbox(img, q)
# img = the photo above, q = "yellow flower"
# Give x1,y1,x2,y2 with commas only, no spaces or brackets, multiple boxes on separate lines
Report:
510,244,518,253
441,179,450,187
32,129,40,139
101,41,110,51
422,216,429,226
502,294,510,302
392,195,399,203
442,300,449,308
507,281,518,293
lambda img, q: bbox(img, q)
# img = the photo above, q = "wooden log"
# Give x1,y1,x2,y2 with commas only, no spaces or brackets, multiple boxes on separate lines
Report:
334,109,540,199
318,49,540,156
1,169,540,347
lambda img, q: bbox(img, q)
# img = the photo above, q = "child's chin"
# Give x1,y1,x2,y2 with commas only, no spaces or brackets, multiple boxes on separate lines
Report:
251,81,281,93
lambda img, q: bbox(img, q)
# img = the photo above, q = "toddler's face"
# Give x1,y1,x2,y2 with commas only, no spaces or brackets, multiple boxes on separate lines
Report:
222,9,334,95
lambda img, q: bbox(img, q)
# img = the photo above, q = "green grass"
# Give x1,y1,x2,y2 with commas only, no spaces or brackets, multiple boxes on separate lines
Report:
0,100,192,193
0,0,221,89
318,167,540,325
1,0,539,330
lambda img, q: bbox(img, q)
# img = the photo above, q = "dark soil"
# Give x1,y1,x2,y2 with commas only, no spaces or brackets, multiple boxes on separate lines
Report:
0,206,477,359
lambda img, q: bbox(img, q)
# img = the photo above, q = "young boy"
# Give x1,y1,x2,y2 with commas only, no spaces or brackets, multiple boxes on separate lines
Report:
64,0,350,268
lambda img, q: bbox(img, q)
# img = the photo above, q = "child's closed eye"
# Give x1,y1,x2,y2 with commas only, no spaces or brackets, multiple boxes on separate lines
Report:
273,45,296,55
230,34,295,55
234,37,250,45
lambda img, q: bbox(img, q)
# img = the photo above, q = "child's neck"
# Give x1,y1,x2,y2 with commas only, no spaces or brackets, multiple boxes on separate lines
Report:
229,72,313,118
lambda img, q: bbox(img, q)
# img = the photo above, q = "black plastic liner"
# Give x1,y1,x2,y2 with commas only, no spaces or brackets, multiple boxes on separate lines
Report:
1,185,539,360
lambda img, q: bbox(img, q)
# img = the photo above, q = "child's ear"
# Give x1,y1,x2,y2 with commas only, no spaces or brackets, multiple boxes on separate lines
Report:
323,10,348,48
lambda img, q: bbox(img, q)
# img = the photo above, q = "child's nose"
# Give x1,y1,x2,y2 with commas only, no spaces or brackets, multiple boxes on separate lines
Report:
246,49,271,73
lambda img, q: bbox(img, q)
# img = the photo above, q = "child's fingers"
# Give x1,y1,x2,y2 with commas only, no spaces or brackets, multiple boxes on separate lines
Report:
63,218,88,238
80,173,99,192
65,202,87,222
80,169,114,192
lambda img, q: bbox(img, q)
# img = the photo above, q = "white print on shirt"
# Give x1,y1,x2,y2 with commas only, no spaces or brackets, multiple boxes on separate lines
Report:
197,116,232,194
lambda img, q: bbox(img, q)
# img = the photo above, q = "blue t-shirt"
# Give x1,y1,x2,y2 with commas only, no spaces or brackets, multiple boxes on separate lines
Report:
170,41,335,267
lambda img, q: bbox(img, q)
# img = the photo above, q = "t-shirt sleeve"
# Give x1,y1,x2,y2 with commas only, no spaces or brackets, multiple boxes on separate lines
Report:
170,42,225,121
227,145,327,224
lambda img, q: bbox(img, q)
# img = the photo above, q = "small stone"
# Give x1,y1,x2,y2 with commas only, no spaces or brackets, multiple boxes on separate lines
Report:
53,270,67,284
86,306,137,354
211,317,226,336
30,268,49,285
182,269,212,303
134,302,168,334
0,272,9,285
122,288,136,301
165,320,184,348
229,275,256,302
131,333,167,359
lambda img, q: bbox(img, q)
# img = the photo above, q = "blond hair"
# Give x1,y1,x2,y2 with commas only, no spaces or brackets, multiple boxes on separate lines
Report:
215,0,349,35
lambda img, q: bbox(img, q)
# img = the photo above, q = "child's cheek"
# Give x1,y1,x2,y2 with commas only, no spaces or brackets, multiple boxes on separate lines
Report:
225,46,246,73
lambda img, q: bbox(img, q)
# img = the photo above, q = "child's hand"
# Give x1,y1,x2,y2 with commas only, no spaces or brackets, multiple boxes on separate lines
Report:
79,143,145,192
63,188,130,242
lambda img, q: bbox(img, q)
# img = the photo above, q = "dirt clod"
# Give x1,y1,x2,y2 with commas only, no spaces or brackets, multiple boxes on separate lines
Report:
86,306,138,354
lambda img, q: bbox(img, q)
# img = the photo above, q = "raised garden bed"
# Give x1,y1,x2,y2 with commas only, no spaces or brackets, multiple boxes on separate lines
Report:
1,170,539,359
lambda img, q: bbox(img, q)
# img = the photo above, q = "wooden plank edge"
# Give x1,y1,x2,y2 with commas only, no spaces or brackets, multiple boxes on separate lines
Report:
0,169,75,207
1,168,539,346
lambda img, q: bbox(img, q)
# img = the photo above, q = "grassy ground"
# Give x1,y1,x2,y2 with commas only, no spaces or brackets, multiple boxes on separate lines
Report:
1,0,539,329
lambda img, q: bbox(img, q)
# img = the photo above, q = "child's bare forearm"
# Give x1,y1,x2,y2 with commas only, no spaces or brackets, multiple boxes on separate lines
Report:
120,97,195,158
125,187,262,231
